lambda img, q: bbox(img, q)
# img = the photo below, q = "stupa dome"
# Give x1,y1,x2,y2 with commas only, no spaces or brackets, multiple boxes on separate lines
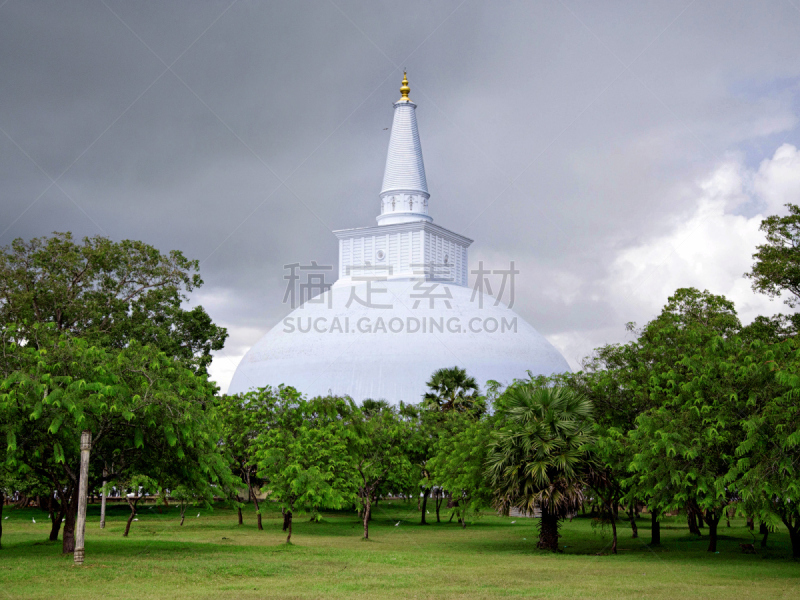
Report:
228,280,570,401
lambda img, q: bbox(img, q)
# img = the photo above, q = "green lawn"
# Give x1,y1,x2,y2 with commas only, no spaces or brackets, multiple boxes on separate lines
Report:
1,501,797,599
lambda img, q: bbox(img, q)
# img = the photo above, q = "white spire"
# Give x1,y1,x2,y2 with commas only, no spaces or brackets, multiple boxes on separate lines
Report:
377,72,432,226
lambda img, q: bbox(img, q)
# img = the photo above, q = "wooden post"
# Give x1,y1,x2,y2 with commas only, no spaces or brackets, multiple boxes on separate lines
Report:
74,430,92,565
100,465,107,529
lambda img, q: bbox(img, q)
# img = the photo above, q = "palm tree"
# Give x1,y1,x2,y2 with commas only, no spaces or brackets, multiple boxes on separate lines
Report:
423,367,482,414
486,384,596,551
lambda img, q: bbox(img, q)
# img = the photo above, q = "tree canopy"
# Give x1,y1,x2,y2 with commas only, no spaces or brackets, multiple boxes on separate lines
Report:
0,232,226,373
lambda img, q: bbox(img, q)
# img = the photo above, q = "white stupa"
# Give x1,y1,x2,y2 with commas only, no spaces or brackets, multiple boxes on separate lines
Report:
229,74,570,401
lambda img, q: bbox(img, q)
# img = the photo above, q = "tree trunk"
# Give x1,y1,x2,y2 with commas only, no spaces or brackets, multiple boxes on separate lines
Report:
0,490,3,549
123,498,138,537
180,505,186,526
461,508,467,529
246,473,262,531
759,521,768,535
420,488,430,525
595,489,618,553
610,509,618,554
747,516,754,530
100,466,107,530
538,505,560,551
650,511,661,546
285,511,293,544
687,506,701,536
627,506,638,538
238,507,243,525
362,498,371,540
49,496,65,542
705,510,720,553
435,490,442,523
787,524,800,559
761,526,769,548
61,485,78,554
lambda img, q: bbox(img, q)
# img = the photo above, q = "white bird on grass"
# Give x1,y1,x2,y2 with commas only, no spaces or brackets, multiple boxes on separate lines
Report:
395,522,400,526
196,513,200,518
32,518,36,523
511,521,516,524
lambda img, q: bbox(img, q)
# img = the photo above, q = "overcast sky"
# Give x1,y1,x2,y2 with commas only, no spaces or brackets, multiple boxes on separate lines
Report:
3,0,800,392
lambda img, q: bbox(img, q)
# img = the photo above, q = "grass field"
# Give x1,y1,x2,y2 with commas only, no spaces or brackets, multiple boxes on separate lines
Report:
1,501,798,599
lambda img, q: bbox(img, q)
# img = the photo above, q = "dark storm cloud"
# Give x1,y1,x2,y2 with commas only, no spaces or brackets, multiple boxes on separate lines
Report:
2,0,799,388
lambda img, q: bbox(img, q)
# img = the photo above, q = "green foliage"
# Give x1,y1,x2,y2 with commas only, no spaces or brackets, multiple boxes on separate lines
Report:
0,326,236,551
624,291,743,508
427,412,494,518
423,366,484,415
215,391,266,508
0,232,226,374
251,388,358,516
350,401,412,537
734,339,800,555
486,383,596,515
747,203,800,307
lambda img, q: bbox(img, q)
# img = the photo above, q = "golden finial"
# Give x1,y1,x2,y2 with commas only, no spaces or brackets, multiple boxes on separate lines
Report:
399,71,410,101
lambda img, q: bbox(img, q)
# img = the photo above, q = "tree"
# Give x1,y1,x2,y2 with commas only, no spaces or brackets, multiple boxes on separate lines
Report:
0,233,232,555
216,393,269,529
120,475,158,537
587,288,743,550
0,232,227,374
350,401,412,540
419,367,487,525
423,367,483,415
170,484,212,526
735,338,800,557
395,402,434,525
747,203,800,308
0,465,15,549
486,384,596,551
428,412,493,528
252,388,358,543
625,290,776,553
578,335,671,549
0,328,236,554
